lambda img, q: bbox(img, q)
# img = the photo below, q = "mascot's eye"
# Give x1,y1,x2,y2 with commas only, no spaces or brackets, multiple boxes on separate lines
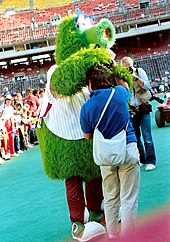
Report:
105,28,111,38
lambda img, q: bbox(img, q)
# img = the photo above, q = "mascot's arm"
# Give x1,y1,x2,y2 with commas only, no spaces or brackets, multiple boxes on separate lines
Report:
51,47,112,96
51,47,133,97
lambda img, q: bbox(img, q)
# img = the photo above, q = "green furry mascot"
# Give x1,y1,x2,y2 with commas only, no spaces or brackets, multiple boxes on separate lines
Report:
37,12,133,241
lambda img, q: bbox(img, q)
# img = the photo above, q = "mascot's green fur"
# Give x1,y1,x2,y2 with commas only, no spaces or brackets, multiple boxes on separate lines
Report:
37,14,133,182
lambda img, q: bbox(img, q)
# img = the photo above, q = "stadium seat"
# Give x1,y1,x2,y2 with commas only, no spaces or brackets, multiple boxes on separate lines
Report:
0,0,29,12
33,0,72,10
129,9,146,21
110,14,126,24
149,6,165,16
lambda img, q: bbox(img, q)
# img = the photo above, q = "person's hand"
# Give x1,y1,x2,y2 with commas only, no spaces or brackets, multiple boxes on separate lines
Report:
109,60,117,72
131,72,139,81
106,48,116,61
114,76,129,89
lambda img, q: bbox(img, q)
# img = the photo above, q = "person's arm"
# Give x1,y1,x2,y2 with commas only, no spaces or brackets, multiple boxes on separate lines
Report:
83,132,93,140
35,96,40,108
80,105,93,140
132,68,150,89
132,73,145,88
114,76,129,89
22,97,25,105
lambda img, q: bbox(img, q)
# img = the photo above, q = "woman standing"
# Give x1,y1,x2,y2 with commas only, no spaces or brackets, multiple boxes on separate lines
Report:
0,95,18,158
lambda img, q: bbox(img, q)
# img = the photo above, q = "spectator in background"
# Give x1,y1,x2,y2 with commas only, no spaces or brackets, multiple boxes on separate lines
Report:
20,104,33,149
37,89,44,118
0,93,4,107
13,102,23,155
121,56,156,171
33,89,39,99
0,95,18,158
2,87,10,97
23,88,39,145
0,118,8,163
38,89,44,101
23,88,40,117
16,93,23,105
11,92,18,105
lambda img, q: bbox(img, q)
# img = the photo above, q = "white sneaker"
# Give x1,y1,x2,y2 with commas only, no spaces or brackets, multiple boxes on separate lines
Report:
28,144,34,148
139,162,145,167
11,153,19,157
3,154,10,160
72,222,106,241
145,164,156,171
18,150,23,154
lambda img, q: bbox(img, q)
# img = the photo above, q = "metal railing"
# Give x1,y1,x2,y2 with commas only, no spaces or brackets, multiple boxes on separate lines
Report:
0,76,43,96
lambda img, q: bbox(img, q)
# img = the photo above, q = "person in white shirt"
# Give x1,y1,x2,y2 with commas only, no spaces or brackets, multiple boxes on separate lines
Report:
0,95,19,158
121,57,156,171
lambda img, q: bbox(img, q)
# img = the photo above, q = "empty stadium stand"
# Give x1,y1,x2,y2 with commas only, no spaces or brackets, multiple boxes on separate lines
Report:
0,0,72,12
0,0,30,12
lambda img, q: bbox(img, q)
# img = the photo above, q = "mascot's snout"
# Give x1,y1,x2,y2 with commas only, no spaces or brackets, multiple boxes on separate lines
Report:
82,18,115,48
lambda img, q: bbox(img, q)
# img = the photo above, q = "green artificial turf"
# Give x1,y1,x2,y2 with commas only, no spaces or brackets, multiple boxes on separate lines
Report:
0,96,170,242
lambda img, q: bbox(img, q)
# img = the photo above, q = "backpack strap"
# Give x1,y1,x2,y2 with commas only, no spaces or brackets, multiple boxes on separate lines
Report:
95,88,115,129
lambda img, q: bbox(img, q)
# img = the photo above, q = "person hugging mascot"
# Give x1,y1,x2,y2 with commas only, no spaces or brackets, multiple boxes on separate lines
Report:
37,10,133,241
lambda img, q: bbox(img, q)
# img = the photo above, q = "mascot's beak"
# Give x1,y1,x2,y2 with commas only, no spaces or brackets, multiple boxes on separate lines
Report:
83,18,116,49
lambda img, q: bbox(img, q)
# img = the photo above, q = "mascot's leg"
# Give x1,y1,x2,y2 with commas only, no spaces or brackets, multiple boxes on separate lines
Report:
65,176,85,224
85,177,105,224
65,176,106,241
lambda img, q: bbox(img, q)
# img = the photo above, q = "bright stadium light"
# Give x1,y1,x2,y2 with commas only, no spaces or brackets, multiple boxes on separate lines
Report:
0,61,7,66
11,58,28,64
32,54,50,60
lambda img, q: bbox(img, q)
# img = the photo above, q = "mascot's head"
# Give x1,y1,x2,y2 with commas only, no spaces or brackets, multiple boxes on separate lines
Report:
51,11,133,96
55,11,115,64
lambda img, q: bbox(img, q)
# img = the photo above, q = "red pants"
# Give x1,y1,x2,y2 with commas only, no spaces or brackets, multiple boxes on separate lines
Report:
5,120,15,155
65,176,103,224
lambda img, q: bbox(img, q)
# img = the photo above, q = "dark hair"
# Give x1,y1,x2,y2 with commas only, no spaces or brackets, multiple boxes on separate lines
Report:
27,88,32,93
86,65,113,90
33,89,39,96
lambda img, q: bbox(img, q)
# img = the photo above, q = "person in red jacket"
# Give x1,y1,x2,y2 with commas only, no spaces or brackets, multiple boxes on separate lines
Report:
23,88,40,145
22,88,40,117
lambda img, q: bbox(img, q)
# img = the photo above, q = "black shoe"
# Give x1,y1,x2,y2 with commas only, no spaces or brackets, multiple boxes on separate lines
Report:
33,141,39,145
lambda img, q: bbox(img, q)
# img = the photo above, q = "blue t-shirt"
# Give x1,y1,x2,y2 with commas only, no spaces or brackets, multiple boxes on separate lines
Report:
80,86,136,144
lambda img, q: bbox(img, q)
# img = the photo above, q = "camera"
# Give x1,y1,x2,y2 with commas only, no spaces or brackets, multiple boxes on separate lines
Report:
149,95,164,104
129,109,136,119
127,66,134,74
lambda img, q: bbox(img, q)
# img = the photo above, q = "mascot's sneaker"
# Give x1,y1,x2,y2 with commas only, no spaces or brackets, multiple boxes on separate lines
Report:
89,211,106,226
72,221,106,241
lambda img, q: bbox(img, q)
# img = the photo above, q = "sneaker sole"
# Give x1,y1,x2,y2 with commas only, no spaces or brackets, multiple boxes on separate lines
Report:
72,230,106,242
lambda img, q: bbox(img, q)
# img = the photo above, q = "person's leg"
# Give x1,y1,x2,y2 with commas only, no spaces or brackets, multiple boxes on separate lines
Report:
140,114,156,165
85,177,104,222
31,124,38,144
5,120,15,155
18,128,25,151
3,134,8,155
8,132,15,155
100,166,120,238
119,142,140,236
131,115,146,164
14,134,20,153
65,176,85,224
